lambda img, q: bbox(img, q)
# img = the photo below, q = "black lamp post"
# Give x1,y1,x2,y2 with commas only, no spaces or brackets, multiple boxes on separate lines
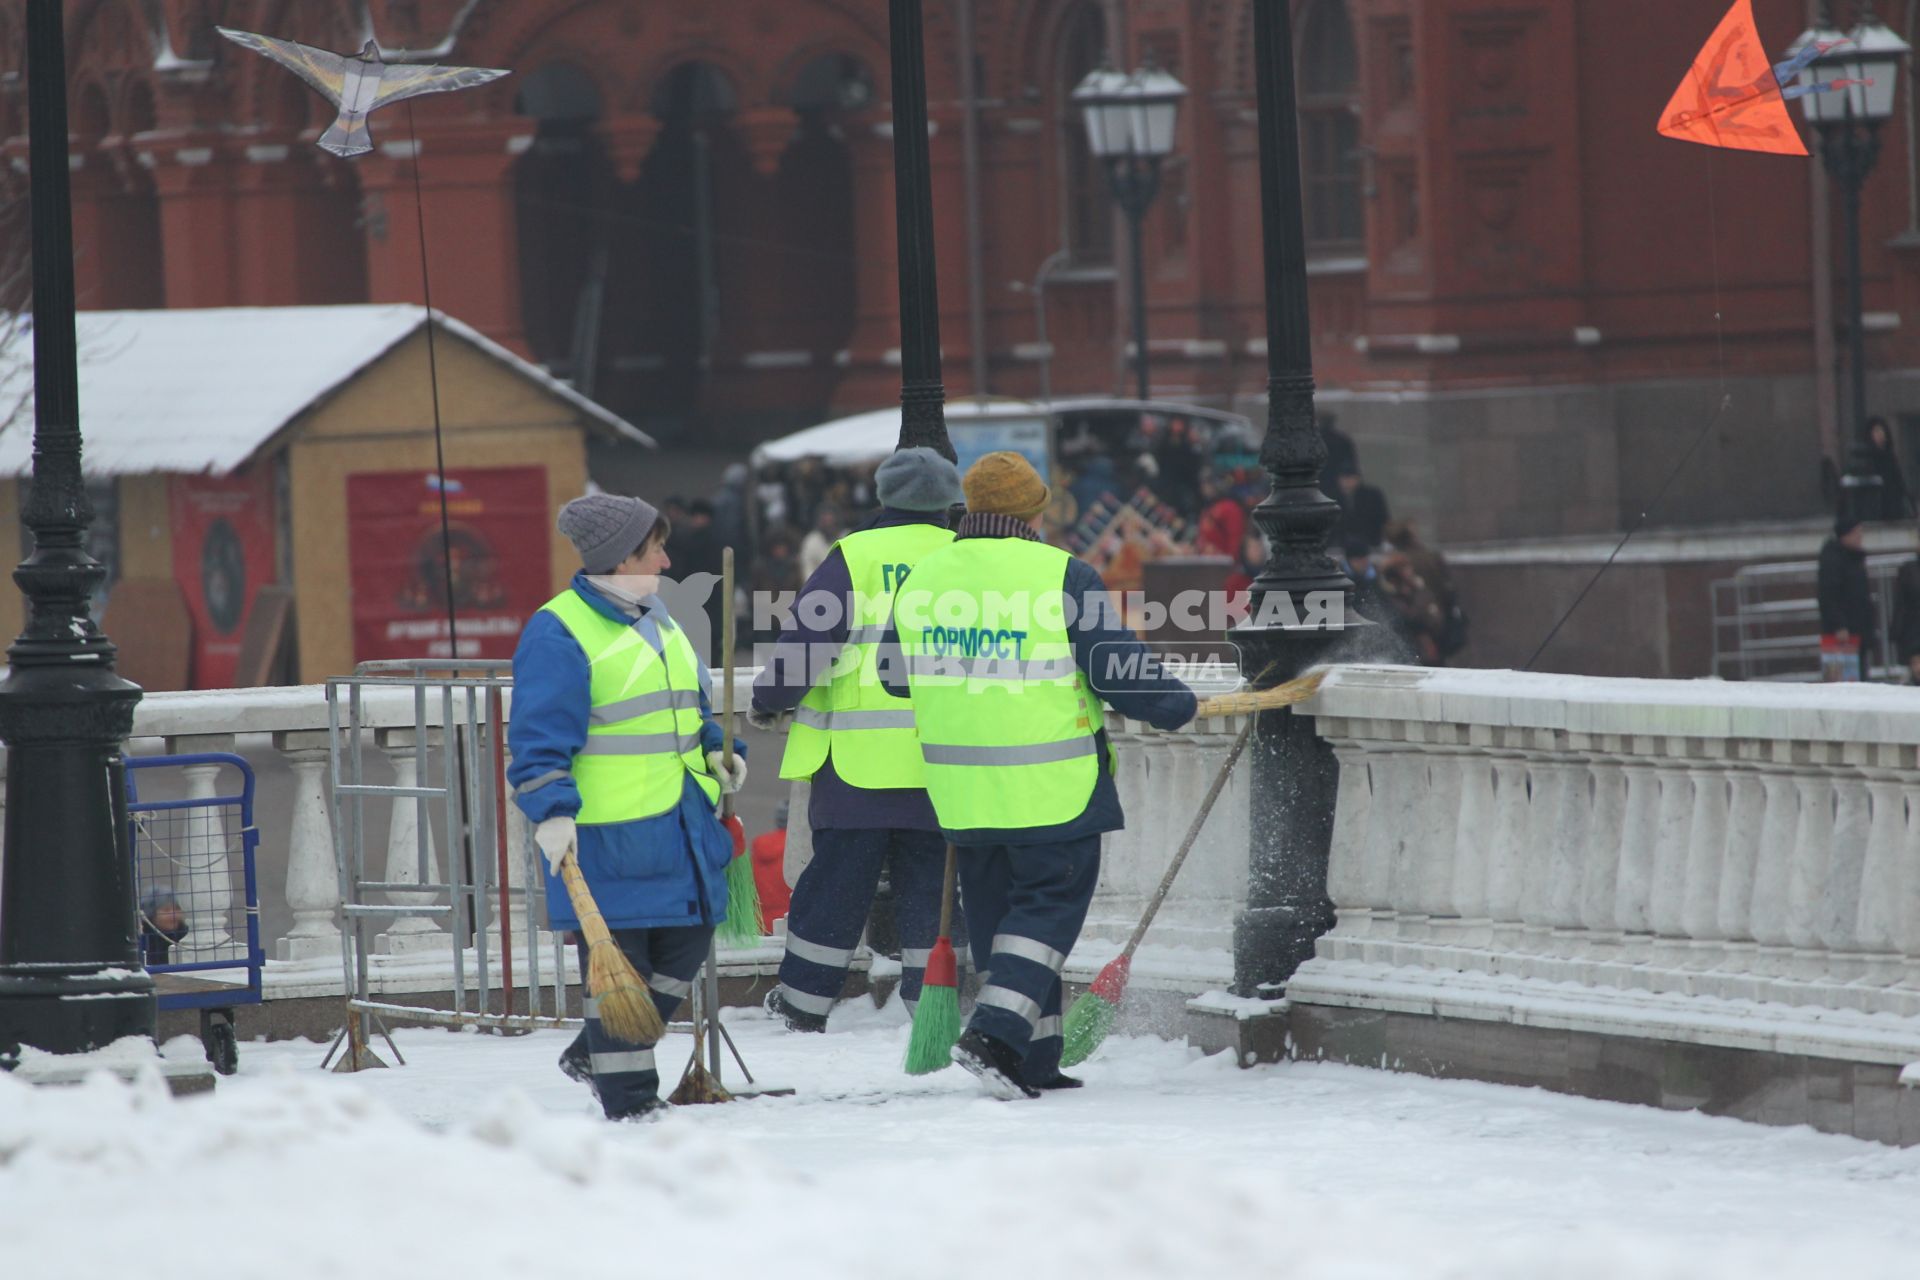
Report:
1073,62,1186,403
0,1,150,1064
1796,2,1911,523
1230,0,1361,998
887,0,954,462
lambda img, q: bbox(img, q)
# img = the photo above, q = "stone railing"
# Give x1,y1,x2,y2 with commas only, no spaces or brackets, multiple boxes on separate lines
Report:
1287,666,1920,1064
0,675,1252,1002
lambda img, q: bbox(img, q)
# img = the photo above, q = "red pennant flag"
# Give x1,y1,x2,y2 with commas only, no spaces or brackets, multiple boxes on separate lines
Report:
1658,0,1808,156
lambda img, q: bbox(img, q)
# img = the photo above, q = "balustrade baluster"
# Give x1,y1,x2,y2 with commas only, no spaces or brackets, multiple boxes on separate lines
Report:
1323,735,1376,954
1515,736,1568,965
1854,749,1908,994
1678,754,1731,976
1450,745,1497,956
1710,755,1767,1001
1611,753,1661,974
376,727,447,955
164,732,237,957
1645,749,1695,979
1576,749,1628,984
1819,761,1872,994
273,729,340,964
1784,760,1835,989
1417,738,1466,956
1484,747,1532,961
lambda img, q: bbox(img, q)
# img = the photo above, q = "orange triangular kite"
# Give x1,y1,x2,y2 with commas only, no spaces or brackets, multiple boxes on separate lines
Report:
1658,0,1808,156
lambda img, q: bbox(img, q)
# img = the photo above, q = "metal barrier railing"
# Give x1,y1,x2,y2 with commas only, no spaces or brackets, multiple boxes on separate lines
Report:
324,660,576,1069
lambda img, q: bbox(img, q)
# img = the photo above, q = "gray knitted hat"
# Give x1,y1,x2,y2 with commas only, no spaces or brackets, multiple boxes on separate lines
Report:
557,493,661,575
876,447,964,512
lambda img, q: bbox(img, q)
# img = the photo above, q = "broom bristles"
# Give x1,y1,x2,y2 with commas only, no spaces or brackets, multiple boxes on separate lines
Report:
903,982,962,1075
1191,670,1326,720
669,1060,734,1105
587,939,664,1044
714,848,762,950
1059,990,1117,1069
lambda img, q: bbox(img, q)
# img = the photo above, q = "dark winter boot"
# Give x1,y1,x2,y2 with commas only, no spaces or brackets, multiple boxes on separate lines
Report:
952,1029,1040,1100
558,1038,599,1102
765,985,829,1034
611,1095,671,1123
1022,1069,1084,1091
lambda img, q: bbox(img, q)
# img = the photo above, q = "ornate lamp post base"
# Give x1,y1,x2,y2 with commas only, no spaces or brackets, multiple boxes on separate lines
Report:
0,1,150,1064
0,668,150,1062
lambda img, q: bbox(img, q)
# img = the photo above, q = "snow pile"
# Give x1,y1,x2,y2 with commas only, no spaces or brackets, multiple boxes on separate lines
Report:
2,1023,1918,1280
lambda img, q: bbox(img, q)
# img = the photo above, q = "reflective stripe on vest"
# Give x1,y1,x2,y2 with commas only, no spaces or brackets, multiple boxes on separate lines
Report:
896,538,1101,831
778,522,955,788
540,590,719,825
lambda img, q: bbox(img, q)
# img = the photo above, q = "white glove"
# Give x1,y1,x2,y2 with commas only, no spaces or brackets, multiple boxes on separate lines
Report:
706,751,748,794
534,816,576,877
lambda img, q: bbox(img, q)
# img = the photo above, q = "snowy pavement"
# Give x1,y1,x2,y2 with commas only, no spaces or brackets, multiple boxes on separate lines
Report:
4,998,1918,1280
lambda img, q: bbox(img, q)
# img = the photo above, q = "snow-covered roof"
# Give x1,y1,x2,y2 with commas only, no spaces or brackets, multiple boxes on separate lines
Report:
0,305,653,479
751,398,1048,467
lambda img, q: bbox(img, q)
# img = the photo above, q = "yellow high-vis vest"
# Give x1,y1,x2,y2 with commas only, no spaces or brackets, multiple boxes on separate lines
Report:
896,537,1103,830
779,522,955,788
541,590,720,825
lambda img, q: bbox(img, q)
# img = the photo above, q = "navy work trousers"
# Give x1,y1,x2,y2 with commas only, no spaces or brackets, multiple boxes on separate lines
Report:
776,827,952,1019
959,835,1101,1081
568,924,714,1119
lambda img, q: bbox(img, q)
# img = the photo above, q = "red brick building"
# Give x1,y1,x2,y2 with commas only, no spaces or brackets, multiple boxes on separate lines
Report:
5,0,1918,544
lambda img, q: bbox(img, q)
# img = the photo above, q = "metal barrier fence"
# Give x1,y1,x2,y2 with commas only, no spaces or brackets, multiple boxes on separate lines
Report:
1709,553,1905,682
128,752,263,1074
325,660,576,1067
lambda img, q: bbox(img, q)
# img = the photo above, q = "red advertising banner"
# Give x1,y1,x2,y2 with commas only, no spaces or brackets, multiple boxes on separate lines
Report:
346,467,550,663
170,470,278,690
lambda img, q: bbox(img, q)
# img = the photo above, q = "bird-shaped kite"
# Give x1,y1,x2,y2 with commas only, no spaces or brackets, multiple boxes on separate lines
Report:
1657,0,1861,156
217,27,509,158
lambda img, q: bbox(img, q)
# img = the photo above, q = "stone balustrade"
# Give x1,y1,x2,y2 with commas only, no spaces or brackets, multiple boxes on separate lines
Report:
1287,666,1920,1065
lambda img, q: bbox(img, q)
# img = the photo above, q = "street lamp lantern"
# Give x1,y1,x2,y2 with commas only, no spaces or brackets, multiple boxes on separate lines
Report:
1073,60,1186,402
1793,3,1913,526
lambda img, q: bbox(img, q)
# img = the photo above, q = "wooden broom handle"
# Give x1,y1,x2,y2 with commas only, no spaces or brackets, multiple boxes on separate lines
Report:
937,843,958,937
1122,719,1254,959
721,546,735,820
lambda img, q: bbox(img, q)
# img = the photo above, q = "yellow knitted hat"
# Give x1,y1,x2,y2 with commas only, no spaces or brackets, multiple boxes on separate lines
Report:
962,451,1051,520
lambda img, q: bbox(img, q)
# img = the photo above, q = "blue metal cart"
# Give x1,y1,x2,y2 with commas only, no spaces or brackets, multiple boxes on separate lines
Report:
126,752,264,1075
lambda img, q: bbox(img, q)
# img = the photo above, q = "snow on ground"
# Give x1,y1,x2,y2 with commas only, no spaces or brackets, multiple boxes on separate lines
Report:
4,997,1918,1280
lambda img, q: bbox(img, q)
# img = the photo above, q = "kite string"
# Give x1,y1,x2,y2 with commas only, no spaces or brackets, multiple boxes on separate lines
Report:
1524,152,1734,671
404,103,461,665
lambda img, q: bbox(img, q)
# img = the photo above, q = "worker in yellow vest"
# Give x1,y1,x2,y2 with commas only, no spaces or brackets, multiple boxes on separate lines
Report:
508,493,747,1122
882,452,1197,1098
750,447,965,1029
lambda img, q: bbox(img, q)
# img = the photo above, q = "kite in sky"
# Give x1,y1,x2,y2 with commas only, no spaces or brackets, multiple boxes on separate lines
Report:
216,27,509,158
1657,0,1861,156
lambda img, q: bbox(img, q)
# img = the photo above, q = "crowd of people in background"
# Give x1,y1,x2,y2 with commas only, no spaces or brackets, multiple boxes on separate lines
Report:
662,413,1467,667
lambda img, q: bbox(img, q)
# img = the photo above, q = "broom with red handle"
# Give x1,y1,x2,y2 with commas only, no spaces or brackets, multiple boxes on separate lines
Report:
1059,670,1323,1067
902,844,962,1075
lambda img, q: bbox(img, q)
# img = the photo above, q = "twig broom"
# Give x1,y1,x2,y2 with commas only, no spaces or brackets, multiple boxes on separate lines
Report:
1060,670,1323,1067
902,844,962,1075
557,853,663,1046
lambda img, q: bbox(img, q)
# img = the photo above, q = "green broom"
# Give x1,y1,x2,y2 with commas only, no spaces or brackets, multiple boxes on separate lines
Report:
903,844,962,1075
1060,671,1322,1066
714,546,761,951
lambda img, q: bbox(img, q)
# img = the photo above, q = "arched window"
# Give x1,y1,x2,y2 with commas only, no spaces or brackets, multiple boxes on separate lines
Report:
1057,1,1112,265
1298,0,1363,251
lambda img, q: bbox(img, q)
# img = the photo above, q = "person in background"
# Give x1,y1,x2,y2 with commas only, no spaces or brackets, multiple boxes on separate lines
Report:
1818,513,1878,679
1342,541,1417,664
1332,464,1391,550
883,452,1197,1099
1318,417,1357,497
510,494,747,1122
1866,418,1913,520
1891,521,1920,685
1224,525,1267,625
139,891,189,965
751,449,964,1032
751,801,793,933
798,505,843,584
712,463,751,570
1384,519,1466,662
1378,550,1445,665
1196,480,1247,560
